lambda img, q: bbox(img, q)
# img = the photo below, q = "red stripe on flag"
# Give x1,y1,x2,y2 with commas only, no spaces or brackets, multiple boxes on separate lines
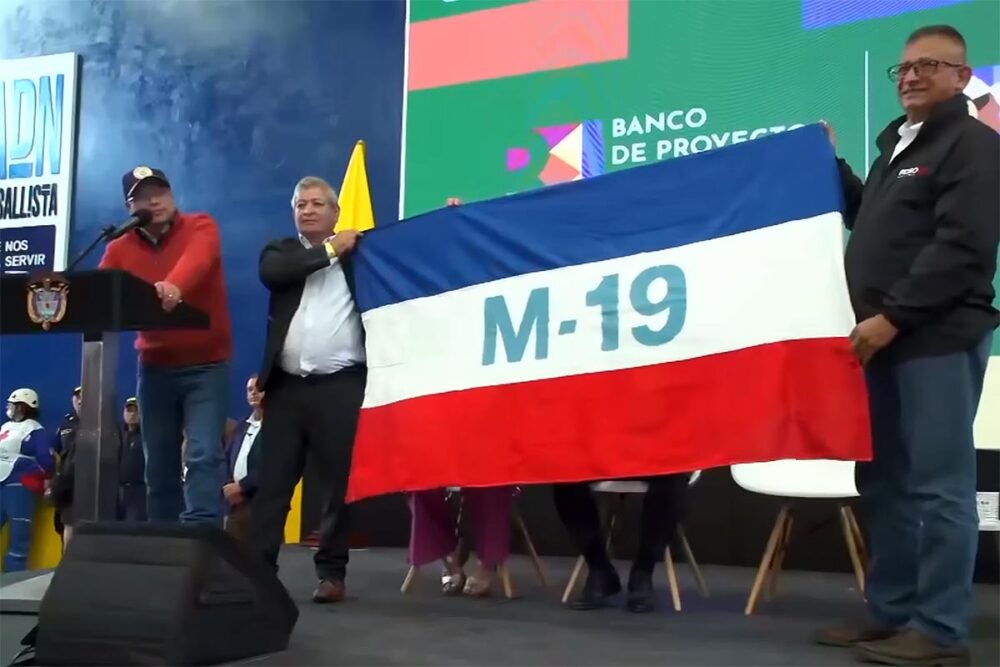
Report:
407,0,630,91
346,338,872,501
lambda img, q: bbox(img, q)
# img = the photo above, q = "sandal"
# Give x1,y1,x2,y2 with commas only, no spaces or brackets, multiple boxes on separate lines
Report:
440,553,465,595
441,571,466,595
462,574,493,597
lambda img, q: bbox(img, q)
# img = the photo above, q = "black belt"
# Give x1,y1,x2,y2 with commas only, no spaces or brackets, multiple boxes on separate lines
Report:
276,364,366,384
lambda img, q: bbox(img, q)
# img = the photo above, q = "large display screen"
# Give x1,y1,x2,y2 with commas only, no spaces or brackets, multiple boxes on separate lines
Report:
401,0,999,351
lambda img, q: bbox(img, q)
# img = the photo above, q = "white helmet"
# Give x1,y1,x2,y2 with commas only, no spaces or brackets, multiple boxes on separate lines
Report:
7,388,39,408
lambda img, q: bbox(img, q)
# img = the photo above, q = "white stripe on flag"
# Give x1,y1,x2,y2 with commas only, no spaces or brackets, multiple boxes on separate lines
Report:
361,212,853,408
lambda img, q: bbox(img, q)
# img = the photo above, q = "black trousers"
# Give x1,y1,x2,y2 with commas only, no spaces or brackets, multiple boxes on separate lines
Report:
250,366,365,582
552,473,689,574
118,483,148,521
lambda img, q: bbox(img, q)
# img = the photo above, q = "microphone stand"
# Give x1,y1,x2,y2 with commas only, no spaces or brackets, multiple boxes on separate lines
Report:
66,225,116,272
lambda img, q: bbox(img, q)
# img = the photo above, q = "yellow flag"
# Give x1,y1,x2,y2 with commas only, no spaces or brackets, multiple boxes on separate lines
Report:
334,140,376,234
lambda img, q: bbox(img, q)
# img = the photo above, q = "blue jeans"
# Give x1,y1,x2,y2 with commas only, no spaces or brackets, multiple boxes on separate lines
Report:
858,334,992,646
137,362,229,525
0,482,35,572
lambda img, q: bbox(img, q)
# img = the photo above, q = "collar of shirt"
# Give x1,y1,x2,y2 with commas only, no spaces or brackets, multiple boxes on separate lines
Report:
889,120,924,163
897,120,923,139
138,217,174,245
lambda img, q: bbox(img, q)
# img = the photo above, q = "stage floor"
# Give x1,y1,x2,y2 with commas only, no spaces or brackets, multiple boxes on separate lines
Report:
2,547,997,666
249,547,999,666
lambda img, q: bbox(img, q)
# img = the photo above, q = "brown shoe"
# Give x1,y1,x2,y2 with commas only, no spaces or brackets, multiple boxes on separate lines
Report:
312,578,345,604
855,628,971,666
814,621,898,647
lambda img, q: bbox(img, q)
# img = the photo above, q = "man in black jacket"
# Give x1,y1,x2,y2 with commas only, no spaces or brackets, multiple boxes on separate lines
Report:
223,374,264,542
117,397,146,521
250,176,365,604
50,386,81,546
816,26,998,666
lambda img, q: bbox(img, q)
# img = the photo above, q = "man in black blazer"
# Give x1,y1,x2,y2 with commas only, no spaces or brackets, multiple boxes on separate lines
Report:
250,176,366,604
223,374,264,542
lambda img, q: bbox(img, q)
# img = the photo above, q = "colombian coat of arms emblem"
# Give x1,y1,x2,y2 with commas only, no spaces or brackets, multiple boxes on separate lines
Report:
26,275,70,331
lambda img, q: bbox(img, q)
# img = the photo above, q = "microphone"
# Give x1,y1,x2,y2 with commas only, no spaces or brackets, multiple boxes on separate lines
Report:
65,210,155,271
105,209,153,240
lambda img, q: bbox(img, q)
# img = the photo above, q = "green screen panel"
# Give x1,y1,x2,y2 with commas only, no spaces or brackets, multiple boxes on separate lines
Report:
403,0,1000,353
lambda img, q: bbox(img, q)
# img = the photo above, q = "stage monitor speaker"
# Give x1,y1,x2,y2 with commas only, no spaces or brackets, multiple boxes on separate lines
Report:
33,521,298,666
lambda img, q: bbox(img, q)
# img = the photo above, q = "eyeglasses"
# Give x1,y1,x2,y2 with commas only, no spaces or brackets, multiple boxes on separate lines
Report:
887,58,965,82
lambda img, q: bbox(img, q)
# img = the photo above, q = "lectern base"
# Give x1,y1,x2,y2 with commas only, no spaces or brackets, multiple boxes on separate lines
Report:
33,522,298,666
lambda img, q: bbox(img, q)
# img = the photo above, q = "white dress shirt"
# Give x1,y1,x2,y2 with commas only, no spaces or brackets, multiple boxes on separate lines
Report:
233,416,261,483
279,237,366,375
889,120,923,164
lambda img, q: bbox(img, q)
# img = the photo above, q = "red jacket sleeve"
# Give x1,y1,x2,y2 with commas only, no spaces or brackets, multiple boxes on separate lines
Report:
165,214,221,296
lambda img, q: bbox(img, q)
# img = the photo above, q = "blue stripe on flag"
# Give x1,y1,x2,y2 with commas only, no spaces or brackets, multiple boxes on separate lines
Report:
355,123,842,312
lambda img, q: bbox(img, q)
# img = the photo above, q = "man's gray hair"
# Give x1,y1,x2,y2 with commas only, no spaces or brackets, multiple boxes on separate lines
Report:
291,176,339,208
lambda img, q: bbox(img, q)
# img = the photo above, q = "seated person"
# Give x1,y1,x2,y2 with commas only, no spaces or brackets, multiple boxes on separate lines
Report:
0,388,51,571
404,196,514,597
553,473,689,612
408,486,514,596
222,374,263,541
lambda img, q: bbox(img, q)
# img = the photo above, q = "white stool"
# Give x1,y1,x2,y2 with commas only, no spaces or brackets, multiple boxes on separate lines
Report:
731,460,866,615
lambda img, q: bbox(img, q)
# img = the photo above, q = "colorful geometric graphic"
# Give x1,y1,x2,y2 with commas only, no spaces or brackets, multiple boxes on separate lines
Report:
506,120,604,186
408,0,630,91
966,64,1000,133
802,0,972,29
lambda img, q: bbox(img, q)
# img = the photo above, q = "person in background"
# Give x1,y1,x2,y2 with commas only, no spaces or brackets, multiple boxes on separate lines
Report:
223,375,264,542
118,397,146,521
250,176,365,604
408,487,514,596
50,386,81,547
0,388,52,571
817,25,998,666
553,474,689,613
99,166,232,526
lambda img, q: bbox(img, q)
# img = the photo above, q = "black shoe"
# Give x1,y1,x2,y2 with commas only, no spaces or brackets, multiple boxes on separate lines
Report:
626,569,655,613
570,566,622,610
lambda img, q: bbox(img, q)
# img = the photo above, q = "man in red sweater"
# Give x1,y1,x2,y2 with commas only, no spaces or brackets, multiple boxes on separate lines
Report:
98,166,232,526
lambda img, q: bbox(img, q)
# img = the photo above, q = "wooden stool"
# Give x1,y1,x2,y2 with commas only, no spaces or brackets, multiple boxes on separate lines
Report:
744,502,866,615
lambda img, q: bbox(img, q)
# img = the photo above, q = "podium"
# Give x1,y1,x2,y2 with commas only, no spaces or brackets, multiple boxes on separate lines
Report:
0,270,208,522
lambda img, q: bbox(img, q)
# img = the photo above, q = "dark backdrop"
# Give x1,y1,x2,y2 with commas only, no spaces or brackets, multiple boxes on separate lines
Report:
348,462,998,584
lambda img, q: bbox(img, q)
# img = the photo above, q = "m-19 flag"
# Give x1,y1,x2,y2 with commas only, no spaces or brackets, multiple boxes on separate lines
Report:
345,124,872,502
